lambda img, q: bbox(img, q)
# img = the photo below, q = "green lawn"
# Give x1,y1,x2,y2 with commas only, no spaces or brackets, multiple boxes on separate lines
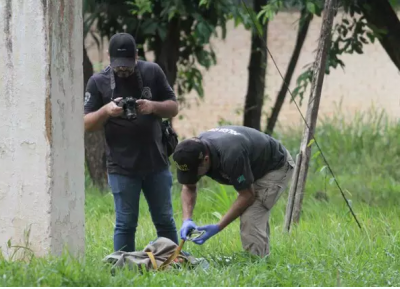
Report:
1,108,399,286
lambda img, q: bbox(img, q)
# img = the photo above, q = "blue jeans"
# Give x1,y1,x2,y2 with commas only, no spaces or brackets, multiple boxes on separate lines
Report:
108,168,178,252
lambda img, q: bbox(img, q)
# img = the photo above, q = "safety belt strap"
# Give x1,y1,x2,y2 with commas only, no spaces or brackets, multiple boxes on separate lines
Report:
146,251,158,270
158,239,185,271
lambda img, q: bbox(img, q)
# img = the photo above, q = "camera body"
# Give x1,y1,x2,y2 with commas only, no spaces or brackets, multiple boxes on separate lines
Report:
116,96,138,120
115,87,153,120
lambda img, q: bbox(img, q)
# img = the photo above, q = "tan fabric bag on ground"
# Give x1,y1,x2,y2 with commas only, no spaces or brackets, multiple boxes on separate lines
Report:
103,237,209,274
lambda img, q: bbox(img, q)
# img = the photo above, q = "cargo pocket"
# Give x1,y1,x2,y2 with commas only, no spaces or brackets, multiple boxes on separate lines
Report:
262,183,285,210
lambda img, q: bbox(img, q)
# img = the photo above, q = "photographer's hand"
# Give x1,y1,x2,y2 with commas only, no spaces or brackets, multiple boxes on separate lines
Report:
106,97,124,117
84,97,124,132
136,99,154,115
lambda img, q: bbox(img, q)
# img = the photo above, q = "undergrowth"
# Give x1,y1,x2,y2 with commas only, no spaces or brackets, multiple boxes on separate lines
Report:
1,108,399,286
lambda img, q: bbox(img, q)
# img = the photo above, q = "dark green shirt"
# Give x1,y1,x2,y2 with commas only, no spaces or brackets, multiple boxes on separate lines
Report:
199,126,287,191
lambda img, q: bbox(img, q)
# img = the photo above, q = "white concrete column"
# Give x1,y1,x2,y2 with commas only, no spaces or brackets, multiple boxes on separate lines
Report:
0,0,85,258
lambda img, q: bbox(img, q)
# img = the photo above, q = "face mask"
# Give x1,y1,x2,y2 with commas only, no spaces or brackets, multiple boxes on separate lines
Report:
113,66,135,78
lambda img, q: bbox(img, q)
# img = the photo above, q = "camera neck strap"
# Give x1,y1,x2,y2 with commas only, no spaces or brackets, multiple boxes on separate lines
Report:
109,64,144,100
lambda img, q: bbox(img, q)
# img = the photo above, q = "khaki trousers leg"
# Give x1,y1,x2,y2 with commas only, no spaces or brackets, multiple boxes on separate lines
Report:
239,150,295,257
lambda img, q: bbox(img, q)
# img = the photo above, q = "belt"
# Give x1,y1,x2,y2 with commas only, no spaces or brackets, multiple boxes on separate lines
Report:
145,239,186,271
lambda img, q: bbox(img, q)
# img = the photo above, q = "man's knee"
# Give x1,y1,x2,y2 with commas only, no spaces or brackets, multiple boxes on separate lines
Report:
115,212,138,232
241,239,270,258
153,212,176,229
240,203,270,258
240,224,270,258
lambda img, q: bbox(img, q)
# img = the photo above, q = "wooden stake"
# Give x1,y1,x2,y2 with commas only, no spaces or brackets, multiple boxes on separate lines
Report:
284,0,337,231
284,153,302,231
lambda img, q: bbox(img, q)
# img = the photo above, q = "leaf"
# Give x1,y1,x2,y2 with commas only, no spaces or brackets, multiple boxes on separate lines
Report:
141,19,158,35
312,150,321,160
199,0,208,7
344,189,353,197
329,177,336,185
319,165,328,174
342,27,348,37
347,199,353,208
291,87,300,98
254,18,263,37
212,211,222,220
366,32,375,43
157,26,168,41
257,5,278,24
307,139,315,147
196,21,212,43
354,45,363,54
306,2,316,14
359,36,368,44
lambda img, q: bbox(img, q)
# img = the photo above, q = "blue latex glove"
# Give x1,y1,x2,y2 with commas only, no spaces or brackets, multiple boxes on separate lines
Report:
180,219,197,240
192,224,220,245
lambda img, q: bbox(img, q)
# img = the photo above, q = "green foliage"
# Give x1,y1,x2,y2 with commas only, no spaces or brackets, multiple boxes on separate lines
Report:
256,0,322,105
257,0,323,23
278,104,400,207
256,0,390,105
291,1,386,104
1,108,400,286
83,0,137,41
84,0,248,99
129,0,248,98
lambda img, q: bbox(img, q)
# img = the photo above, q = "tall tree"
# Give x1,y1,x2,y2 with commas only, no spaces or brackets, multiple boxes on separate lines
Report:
243,0,269,130
359,0,400,70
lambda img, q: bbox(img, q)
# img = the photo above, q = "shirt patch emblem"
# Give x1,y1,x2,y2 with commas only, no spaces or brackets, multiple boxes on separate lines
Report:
237,175,246,183
142,87,152,100
84,92,91,105
208,128,241,136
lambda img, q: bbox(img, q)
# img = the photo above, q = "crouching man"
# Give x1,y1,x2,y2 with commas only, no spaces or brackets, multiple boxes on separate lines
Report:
172,125,295,257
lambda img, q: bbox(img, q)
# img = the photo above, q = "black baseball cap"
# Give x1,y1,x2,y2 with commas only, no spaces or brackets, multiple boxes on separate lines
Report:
108,33,137,68
172,138,207,184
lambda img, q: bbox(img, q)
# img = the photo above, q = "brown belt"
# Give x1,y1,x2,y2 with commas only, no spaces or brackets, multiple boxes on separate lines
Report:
146,239,186,271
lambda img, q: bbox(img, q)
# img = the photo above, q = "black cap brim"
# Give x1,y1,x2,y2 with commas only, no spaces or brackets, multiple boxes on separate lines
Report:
177,170,199,185
110,57,136,68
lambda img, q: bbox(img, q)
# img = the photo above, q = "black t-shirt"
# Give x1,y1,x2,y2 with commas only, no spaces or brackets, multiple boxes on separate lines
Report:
198,126,287,191
84,60,177,176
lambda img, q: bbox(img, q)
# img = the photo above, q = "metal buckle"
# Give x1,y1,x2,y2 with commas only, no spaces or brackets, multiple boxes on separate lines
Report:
186,229,205,241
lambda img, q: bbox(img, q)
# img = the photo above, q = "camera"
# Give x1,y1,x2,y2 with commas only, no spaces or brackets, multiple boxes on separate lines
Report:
115,96,138,120
114,87,153,120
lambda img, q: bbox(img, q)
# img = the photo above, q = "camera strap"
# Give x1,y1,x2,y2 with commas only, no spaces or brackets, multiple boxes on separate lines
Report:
109,66,116,101
109,64,146,100
135,65,144,96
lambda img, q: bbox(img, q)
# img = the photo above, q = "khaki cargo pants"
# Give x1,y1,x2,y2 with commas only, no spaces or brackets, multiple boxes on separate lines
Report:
240,149,295,258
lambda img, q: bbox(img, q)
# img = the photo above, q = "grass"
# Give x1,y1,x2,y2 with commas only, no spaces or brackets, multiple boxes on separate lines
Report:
1,107,399,286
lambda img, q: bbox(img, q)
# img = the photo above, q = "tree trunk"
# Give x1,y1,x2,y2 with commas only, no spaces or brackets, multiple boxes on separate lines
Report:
285,0,337,230
154,17,181,87
265,9,311,135
83,44,108,191
243,0,268,131
153,14,181,128
359,0,400,71
129,28,147,61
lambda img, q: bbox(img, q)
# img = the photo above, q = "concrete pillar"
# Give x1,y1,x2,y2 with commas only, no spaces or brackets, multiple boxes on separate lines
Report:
0,0,85,258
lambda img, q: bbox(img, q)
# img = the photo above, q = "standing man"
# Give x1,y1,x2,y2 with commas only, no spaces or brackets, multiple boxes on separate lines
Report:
173,125,295,257
84,32,179,252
